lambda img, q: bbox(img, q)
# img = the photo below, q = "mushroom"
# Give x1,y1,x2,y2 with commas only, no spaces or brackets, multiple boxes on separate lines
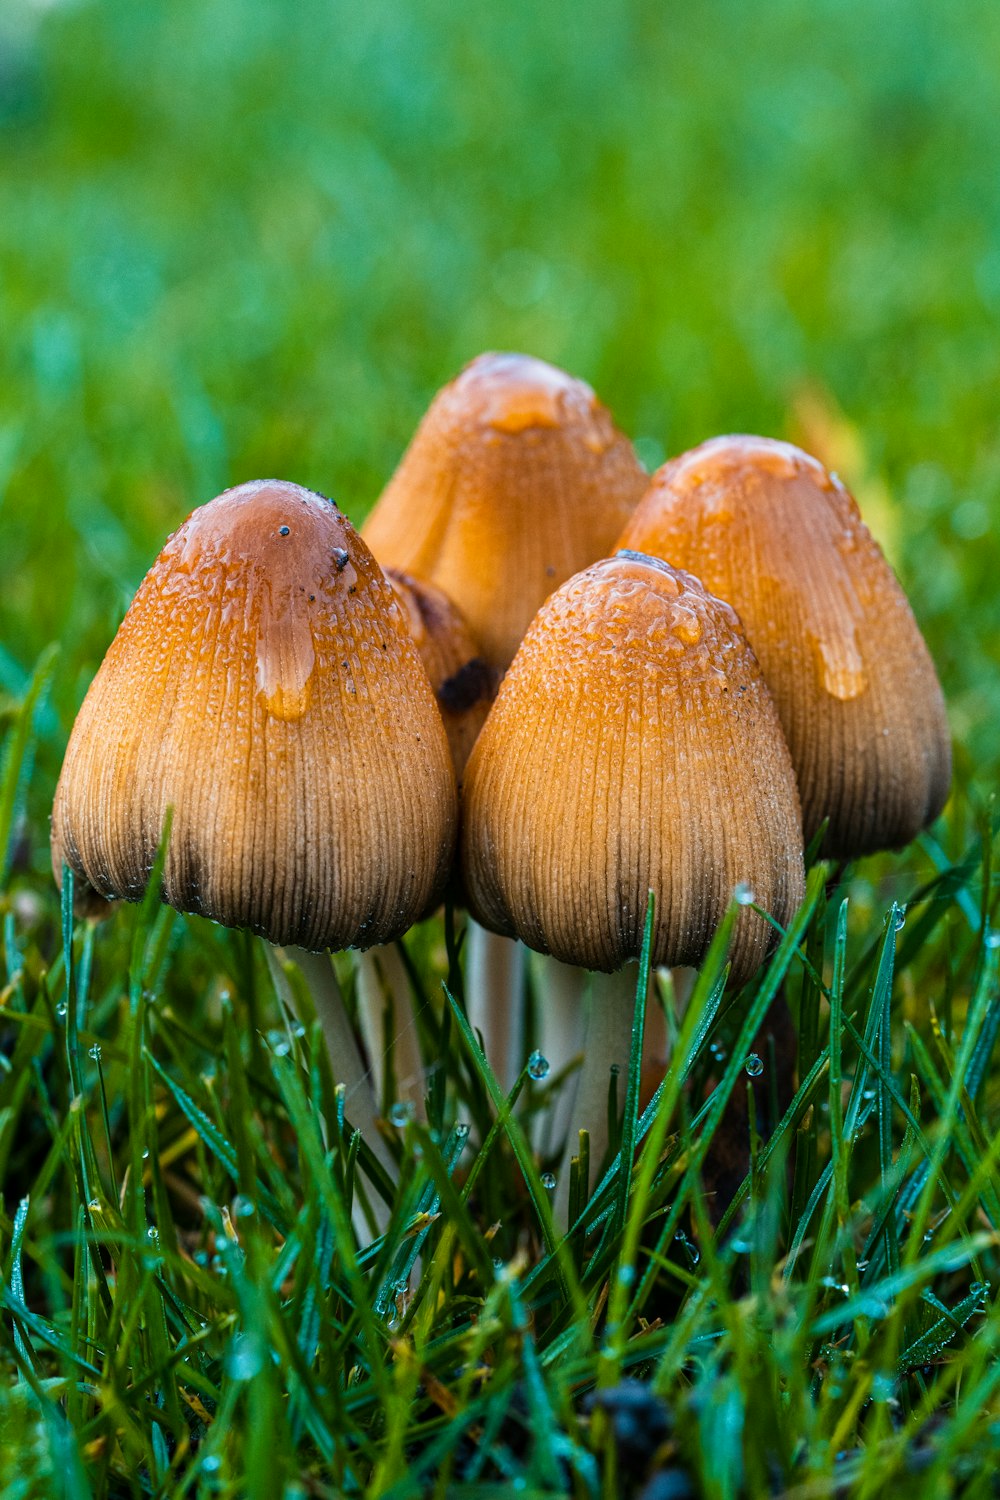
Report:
461,550,805,1216
52,479,458,1219
617,436,952,858
355,568,496,1117
362,351,648,673
363,352,649,1088
384,568,496,785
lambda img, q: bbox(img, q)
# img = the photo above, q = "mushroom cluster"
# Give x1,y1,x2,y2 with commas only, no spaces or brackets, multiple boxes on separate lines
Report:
52,355,951,1235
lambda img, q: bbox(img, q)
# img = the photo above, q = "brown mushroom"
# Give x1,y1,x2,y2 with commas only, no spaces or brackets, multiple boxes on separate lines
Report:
461,550,805,1210
617,436,951,858
362,351,648,674
52,479,458,1212
364,351,649,1086
384,568,496,784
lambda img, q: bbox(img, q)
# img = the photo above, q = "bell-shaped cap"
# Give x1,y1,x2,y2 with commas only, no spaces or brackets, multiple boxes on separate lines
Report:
617,436,951,858
385,568,496,783
461,551,805,981
362,352,648,671
51,480,458,951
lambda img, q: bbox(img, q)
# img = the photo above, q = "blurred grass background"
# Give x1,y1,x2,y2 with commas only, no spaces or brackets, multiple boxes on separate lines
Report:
1,0,998,841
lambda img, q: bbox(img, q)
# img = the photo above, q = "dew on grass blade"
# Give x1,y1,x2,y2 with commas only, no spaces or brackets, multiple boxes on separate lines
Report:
733,882,755,906
745,1052,764,1077
389,1100,413,1127
541,1171,557,1190
527,1048,550,1080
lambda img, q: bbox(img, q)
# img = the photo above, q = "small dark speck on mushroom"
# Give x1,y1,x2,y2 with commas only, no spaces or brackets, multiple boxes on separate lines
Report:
309,595,315,603
545,565,556,578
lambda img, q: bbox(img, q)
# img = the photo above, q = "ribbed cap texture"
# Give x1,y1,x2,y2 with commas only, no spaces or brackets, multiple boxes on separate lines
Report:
52,480,458,950
618,436,952,857
461,552,805,981
362,353,648,671
385,569,496,782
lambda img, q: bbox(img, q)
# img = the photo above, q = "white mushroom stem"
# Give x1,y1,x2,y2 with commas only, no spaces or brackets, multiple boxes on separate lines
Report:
355,945,427,1118
266,945,394,1238
530,953,587,1156
555,964,648,1227
465,921,526,1091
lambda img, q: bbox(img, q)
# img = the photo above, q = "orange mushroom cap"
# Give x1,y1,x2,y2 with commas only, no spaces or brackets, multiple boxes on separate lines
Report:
384,568,496,783
461,551,805,981
361,352,648,672
617,436,952,858
51,480,458,951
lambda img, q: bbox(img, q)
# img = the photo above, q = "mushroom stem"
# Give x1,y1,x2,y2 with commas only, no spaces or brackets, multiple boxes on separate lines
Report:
465,921,526,1090
555,964,647,1227
266,945,394,1236
355,945,427,1119
530,953,587,1156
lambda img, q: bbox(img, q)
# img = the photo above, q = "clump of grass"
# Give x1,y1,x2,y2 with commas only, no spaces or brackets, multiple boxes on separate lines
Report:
0,655,998,1497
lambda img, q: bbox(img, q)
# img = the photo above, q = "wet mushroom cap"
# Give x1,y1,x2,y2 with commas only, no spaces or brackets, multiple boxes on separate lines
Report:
362,352,648,672
384,568,496,782
51,479,458,951
461,550,805,982
617,436,952,859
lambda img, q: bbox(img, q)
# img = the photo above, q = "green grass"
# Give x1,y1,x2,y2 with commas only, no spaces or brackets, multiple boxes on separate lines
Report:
2,0,1000,1492
0,784,998,1495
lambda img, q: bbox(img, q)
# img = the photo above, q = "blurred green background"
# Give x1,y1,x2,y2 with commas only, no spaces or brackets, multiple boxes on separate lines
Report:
1,0,998,854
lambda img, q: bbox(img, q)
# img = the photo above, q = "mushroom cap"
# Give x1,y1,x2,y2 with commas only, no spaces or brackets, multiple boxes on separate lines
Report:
461,551,805,981
361,352,648,672
51,480,458,951
617,435,952,858
385,568,496,783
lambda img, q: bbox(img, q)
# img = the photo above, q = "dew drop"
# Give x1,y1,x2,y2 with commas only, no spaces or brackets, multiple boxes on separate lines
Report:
745,1053,764,1078
278,525,290,536
147,1226,159,1242
56,1002,68,1020
201,1454,222,1474
815,635,867,701
142,1149,151,1160
527,1049,550,1081
733,882,756,906
985,930,1000,951
226,1332,264,1381
453,1122,470,1142
540,1171,557,1190
671,608,702,646
233,1195,255,1219
88,1044,102,1061
389,1101,413,1128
